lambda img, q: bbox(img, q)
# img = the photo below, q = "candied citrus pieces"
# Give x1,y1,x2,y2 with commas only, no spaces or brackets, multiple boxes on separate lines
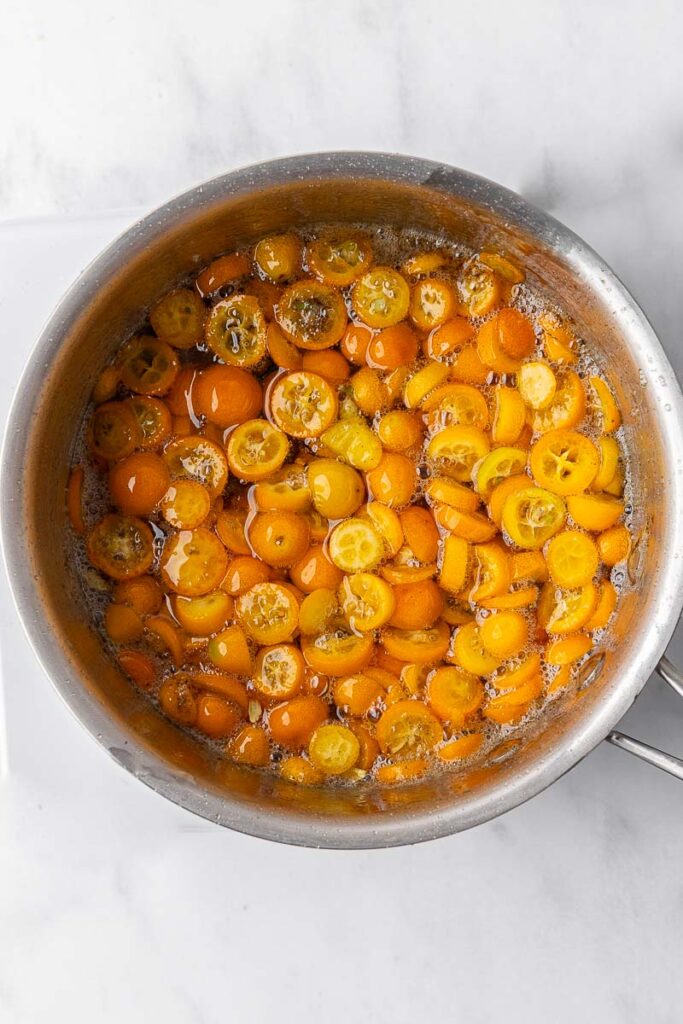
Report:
74,225,634,790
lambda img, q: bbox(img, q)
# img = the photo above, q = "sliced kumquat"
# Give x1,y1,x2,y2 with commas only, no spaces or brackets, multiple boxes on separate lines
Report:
597,525,631,566
159,675,198,725
546,582,598,635
476,317,522,375
377,410,424,451
389,579,444,630
424,382,490,431
426,317,475,359
547,663,573,695
193,365,263,428
511,550,548,583
365,453,416,507
427,667,483,726
164,435,228,497
306,233,373,287
196,693,243,738
368,322,419,370
195,252,251,297
118,650,157,689
160,479,211,529
340,322,372,365
254,233,301,283
361,502,404,558
308,723,360,775
215,509,251,554
290,545,343,594
320,418,383,471
439,535,471,594
497,308,536,359
409,277,457,331
306,458,364,519
173,590,234,636
254,644,305,703
104,603,144,643
426,477,480,514
268,695,328,749
266,321,303,370
277,280,348,350
160,528,228,598
328,517,384,572
351,266,410,328
376,759,429,784
438,732,484,761
301,349,350,385
228,724,270,766
486,671,543,709
474,447,528,498
478,586,539,610
119,335,179,396
114,575,163,616
567,493,624,532
146,615,184,666
236,582,299,645
469,542,511,601
451,621,501,675
227,419,288,482
301,630,375,676
90,401,140,461
207,624,253,674
382,622,451,664
530,429,599,495
502,487,566,549
585,580,618,631
253,463,311,512
545,634,592,666
347,368,387,418
92,365,120,404
279,756,324,785
479,610,528,659
546,530,599,588
150,288,206,349
249,510,310,567
518,361,557,410
381,558,438,586
340,572,396,632
399,506,439,563
532,370,586,433
591,436,620,491
87,514,154,580
434,505,498,543
125,396,173,450
333,674,384,716
269,370,338,438
491,652,542,692
590,377,622,433
450,345,490,385
376,700,443,756
491,386,526,445
538,311,578,364
458,260,501,317
403,362,451,408
427,425,490,482
488,473,530,529
478,251,524,283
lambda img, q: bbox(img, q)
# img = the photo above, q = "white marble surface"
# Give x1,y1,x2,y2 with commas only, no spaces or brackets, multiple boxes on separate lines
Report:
2,2,683,1022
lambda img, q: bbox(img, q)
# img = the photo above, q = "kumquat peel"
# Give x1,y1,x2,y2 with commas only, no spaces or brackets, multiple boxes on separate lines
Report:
69,225,634,789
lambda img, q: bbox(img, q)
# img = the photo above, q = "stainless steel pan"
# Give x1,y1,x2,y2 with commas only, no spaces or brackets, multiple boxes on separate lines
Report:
3,152,683,848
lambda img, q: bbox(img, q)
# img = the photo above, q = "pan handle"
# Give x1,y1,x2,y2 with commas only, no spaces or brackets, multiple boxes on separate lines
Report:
606,656,683,780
